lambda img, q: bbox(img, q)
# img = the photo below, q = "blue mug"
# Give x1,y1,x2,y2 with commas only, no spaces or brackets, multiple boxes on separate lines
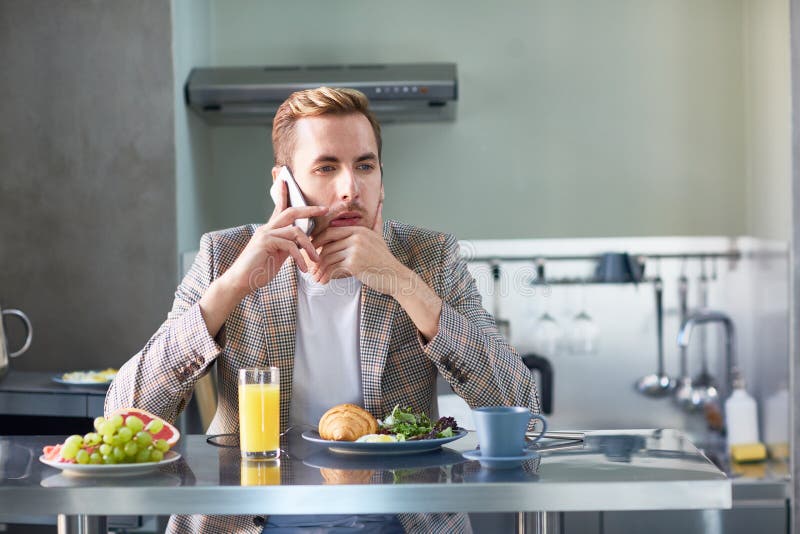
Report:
472,406,548,458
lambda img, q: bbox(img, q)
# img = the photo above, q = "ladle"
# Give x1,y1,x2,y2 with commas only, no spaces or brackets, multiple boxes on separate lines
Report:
689,260,719,406
636,276,675,397
673,269,701,410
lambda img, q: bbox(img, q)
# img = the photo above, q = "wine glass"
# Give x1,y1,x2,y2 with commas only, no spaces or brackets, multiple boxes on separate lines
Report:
568,284,599,355
532,286,563,356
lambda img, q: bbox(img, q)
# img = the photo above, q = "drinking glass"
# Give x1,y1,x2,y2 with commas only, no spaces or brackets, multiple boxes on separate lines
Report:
238,367,280,460
568,285,599,355
532,290,563,356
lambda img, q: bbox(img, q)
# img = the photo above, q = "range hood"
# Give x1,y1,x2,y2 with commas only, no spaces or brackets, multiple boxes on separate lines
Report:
185,62,457,125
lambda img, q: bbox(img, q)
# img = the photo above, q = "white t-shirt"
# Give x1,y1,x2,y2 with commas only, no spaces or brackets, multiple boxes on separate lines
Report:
289,269,364,429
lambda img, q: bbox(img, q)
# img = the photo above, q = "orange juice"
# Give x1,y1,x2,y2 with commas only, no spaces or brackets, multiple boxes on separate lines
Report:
238,382,280,458
241,459,281,486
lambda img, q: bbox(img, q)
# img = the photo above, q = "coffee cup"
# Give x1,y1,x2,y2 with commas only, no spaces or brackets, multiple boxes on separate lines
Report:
472,406,548,458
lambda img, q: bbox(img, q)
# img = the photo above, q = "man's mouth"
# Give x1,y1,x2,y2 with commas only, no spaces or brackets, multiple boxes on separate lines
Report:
329,211,363,227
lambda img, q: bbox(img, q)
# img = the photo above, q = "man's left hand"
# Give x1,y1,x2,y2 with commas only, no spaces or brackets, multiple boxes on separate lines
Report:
311,202,407,295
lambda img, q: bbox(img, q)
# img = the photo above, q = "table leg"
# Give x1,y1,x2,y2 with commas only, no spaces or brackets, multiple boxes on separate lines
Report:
57,514,108,534
518,512,561,534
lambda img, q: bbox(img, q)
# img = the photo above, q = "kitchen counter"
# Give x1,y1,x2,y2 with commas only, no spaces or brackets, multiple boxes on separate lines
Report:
0,429,730,534
0,370,108,418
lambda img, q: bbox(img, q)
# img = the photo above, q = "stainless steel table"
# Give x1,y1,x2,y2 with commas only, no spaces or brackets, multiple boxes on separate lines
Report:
0,429,730,534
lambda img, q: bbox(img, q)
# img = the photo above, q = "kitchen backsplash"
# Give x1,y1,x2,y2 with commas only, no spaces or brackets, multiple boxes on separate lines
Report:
454,235,788,444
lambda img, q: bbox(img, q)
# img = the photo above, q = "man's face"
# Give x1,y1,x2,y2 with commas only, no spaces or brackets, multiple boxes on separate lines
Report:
278,113,383,237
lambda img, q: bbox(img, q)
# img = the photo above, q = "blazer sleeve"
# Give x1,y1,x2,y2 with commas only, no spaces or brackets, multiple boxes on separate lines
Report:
104,232,224,424
420,233,542,417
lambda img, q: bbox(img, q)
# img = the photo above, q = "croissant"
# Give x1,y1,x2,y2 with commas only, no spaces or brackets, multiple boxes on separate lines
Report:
318,403,378,441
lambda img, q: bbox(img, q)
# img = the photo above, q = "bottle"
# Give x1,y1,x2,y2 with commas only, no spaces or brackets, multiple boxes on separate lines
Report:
724,369,759,447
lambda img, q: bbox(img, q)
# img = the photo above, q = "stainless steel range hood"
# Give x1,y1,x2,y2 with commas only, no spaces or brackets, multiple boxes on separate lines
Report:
185,63,457,125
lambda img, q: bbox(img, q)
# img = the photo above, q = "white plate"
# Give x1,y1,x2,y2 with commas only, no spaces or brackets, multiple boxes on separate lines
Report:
51,376,112,387
301,429,467,455
39,450,180,477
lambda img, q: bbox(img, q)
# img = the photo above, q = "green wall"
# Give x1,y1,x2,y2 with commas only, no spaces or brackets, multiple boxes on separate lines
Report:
175,0,789,248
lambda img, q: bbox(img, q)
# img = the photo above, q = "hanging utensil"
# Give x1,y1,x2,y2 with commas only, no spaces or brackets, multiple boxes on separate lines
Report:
690,258,719,406
636,275,675,397
674,263,701,410
490,261,511,339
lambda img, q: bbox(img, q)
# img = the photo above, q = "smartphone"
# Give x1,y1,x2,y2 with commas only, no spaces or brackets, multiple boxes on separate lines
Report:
269,166,315,235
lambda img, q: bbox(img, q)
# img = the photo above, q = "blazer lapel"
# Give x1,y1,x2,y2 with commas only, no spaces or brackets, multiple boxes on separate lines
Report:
360,222,406,417
258,259,298,432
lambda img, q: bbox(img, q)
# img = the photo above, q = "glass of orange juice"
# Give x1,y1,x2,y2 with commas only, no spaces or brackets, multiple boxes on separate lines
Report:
238,367,280,459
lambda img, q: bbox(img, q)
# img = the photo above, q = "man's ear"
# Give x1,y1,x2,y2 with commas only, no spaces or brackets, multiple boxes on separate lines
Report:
271,166,282,182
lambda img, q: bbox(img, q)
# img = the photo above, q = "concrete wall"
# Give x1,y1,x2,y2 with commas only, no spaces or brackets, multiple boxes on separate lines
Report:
0,0,176,371
178,0,750,243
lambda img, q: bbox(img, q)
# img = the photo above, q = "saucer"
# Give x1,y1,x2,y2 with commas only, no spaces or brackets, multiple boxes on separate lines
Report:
461,448,539,470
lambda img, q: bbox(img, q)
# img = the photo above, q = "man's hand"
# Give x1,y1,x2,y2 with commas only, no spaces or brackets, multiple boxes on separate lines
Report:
311,202,443,341
198,181,327,337
224,181,327,297
310,202,405,294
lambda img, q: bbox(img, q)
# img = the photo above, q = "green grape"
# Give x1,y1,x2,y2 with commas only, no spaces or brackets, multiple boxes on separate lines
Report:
93,416,107,432
108,414,124,429
99,443,112,456
154,439,170,452
117,427,133,443
125,415,144,433
89,452,102,464
61,442,80,460
65,435,83,448
145,419,164,435
75,449,90,464
123,441,138,457
102,454,116,465
135,431,153,447
101,424,116,439
150,449,164,462
112,446,126,462
83,432,101,446
135,448,150,463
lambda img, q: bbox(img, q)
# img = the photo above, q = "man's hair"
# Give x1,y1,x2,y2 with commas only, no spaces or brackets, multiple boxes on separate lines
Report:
272,87,382,167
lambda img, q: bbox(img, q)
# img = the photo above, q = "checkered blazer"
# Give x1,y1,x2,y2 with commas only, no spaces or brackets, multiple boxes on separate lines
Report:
106,219,540,534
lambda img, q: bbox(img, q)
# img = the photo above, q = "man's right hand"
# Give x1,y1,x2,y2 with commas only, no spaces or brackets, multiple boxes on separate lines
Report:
198,181,327,337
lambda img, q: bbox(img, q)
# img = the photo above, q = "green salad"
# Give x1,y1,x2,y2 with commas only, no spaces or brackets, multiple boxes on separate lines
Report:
377,405,458,441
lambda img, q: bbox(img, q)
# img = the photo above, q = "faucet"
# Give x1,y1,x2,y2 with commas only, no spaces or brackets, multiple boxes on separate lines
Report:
677,310,737,401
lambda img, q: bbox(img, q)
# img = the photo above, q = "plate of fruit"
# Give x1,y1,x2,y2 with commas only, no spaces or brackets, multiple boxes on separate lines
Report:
39,408,181,477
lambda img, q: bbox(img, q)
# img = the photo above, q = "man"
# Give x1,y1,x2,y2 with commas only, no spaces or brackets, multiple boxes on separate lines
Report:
106,87,540,533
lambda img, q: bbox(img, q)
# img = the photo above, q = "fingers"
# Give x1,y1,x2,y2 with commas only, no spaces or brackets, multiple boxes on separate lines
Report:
269,205,328,230
272,225,320,262
314,251,349,284
277,239,308,272
314,238,350,260
311,226,355,248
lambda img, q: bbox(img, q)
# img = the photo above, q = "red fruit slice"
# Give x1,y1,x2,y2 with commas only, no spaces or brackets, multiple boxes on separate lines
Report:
42,444,63,461
109,407,180,446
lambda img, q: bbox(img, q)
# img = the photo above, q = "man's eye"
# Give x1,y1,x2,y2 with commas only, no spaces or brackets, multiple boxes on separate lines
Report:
357,164,375,171
316,165,336,173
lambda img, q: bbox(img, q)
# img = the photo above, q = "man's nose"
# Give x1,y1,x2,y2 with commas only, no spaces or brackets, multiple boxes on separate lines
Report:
337,169,359,201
